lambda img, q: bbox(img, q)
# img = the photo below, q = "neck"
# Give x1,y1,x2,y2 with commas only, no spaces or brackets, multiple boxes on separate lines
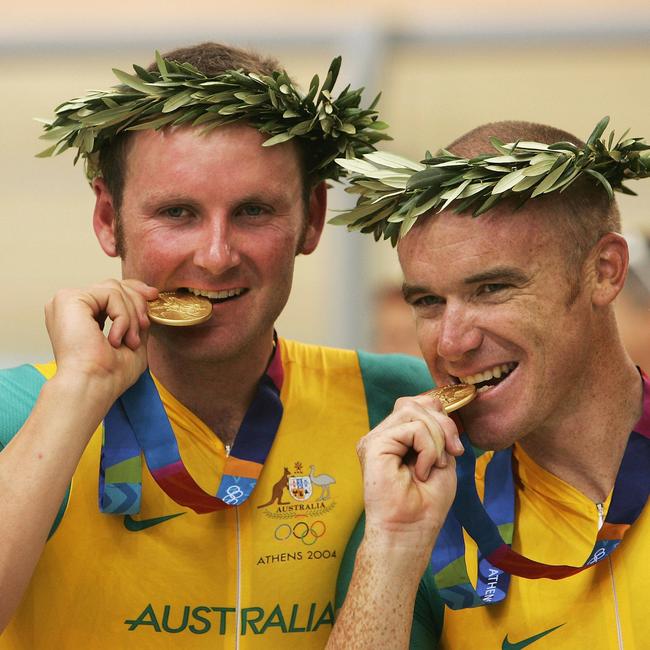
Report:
520,346,643,503
146,332,275,446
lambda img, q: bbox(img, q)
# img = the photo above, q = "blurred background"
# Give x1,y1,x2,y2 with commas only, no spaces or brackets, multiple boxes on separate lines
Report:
2,0,650,367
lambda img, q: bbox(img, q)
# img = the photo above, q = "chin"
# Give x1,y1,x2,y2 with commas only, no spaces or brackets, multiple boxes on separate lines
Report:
462,418,519,452
462,392,532,447
153,324,236,356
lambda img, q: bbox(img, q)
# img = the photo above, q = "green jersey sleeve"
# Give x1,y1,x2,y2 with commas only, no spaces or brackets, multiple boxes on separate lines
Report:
336,351,443,646
0,364,70,538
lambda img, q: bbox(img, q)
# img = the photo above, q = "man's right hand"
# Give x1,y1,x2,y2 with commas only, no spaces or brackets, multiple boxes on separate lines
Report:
44,279,158,405
356,393,462,564
0,279,158,631
326,394,463,650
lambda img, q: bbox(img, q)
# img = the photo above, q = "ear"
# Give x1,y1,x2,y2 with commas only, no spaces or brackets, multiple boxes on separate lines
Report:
589,232,629,307
298,181,327,255
92,178,119,258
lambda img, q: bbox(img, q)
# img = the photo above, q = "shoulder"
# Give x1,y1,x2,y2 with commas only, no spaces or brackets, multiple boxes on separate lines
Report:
280,340,433,420
0,363,53,449
356,349,433,394
356,350,434,428
280,339,433,427
279,337,359,373
280,339,431,387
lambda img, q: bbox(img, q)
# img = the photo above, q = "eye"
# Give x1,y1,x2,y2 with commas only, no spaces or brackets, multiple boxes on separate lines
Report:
479,283,509,295
411,295,444,308
162,206,191,219
236,203,271,218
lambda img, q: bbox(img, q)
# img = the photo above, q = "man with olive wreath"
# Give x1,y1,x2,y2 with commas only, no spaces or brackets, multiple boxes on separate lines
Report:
329,117,650,649
0,42,433,648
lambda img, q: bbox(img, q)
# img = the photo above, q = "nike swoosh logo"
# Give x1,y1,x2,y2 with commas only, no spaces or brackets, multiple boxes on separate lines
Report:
123,512,185,531
502,624,564,650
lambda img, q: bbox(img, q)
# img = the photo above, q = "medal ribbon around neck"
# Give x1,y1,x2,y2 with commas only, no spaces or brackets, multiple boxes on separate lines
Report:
99,339,284,515
430,371,650,610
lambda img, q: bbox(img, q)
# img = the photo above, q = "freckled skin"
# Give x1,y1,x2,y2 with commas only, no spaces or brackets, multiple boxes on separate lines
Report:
327,527,430,648
398,205,600,452
327,395,459,650
328,156,643,650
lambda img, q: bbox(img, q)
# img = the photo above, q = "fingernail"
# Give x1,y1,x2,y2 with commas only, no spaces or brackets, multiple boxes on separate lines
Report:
454,438,464,453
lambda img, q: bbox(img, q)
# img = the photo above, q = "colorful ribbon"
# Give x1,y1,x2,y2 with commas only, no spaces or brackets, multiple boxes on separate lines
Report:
431,372,650,610
99,340,284,514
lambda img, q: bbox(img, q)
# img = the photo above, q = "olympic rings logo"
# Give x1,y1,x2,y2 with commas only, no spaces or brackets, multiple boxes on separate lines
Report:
222,485,244,505
274,520,326,546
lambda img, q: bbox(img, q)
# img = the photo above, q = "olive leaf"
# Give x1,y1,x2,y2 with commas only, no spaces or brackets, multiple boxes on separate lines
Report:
331,117,650,247
38,53,391,185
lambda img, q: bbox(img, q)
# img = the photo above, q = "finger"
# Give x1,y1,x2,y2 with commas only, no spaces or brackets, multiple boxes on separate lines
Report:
121,278,159,297
410,421,446,480
389,398,452,462
122,280,159,306
121,282,155,335
373,395,444,434
357,422,419,468
407,395,464,456
44,296,56,334
362,419,447,480
367,400,449,475
391,420,446,481
92,286,140,350
438,412,465,456
104,293,131,348
103,282,143,350
45,288,92,337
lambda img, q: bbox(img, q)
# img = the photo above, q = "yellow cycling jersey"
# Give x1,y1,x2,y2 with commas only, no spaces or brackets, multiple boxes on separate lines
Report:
338,443,649,649
0,338,432,649
409,444,650,649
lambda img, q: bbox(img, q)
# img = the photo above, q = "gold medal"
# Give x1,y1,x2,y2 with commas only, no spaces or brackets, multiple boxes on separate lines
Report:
424,383,476,414
147,291,213,327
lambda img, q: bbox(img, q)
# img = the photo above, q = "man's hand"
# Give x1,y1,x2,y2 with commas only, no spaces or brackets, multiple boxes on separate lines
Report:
0,279,158,631
358,393,463,549
327,394,463,650
44,279,158,404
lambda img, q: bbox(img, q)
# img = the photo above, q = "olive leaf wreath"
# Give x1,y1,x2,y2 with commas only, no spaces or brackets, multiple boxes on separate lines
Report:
37,52,390,184
331,116,650,246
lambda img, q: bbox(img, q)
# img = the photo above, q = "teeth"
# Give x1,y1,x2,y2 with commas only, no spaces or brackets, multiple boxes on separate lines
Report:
460,362,515,386
188,287,244,300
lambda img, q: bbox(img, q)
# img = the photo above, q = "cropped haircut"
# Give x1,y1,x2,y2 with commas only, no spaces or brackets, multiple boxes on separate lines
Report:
99,43,313,229
446,121,621,272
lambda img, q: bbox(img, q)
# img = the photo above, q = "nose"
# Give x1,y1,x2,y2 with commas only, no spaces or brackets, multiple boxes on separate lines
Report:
436,302,482,362
192,214,241,275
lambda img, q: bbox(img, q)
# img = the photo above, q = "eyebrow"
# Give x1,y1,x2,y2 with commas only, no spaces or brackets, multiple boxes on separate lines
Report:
141,190,290,211
140,193,200,210
463,267,529,285
402,283,429,302
402,266,529,301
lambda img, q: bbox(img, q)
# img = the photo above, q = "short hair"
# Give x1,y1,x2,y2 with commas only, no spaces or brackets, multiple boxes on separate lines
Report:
99,42,311,220
446,120,621,269
148,42,281,78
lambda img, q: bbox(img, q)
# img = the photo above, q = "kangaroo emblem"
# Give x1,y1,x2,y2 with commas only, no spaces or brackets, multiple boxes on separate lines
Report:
257,467,291,508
